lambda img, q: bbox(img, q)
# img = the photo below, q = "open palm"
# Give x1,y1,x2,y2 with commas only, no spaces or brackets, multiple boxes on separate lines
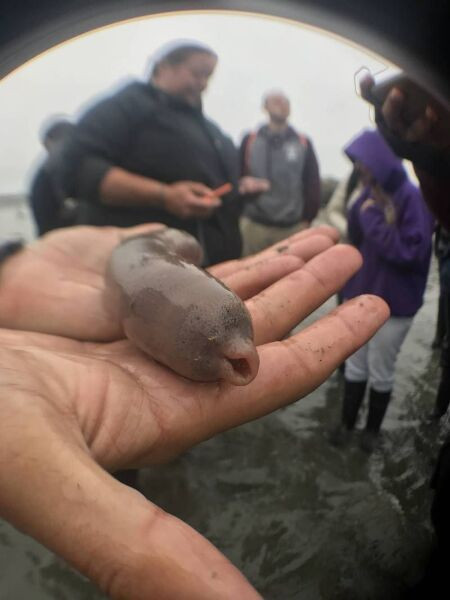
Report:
0,234,388,599
0,223,337,341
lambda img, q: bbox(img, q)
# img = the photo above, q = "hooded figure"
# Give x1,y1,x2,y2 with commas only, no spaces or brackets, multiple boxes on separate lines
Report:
50,39,243,266
330,129,434,452
342,128,434,315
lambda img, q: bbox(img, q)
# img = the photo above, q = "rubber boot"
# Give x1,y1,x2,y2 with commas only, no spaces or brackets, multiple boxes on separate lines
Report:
360,388,391,453
329,379,367,447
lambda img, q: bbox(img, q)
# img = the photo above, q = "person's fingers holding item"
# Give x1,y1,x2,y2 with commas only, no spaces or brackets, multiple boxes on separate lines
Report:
283,234,335,263
117,222,166,240
359,73,375,102
236,232,335,270
184,182,222,215
188,294,389,437
381,86,408,135
260,225,340,255
303,224,340,243
0,343,262,600
209,226,339,280
246,244,363,345
222,254,305,300
164,182,219,218
403,108,437,142
228,295,389,424
188,181,216,197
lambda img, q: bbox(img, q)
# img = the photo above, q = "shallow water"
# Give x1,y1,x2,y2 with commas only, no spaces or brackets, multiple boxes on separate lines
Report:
0,200,446,599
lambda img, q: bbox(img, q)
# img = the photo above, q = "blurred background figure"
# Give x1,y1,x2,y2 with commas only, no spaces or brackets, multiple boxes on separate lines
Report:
329,129,434,453
28,117,78,235
50,39,266,266
313,166,361,243
239,90,321,255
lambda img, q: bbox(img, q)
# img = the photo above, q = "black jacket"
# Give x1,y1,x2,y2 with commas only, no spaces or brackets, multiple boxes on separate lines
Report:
29,158,78,236
53,81,242,265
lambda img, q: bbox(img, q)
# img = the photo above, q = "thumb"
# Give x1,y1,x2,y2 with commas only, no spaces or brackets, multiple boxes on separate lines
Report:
0,389,260,599
188,182,214,196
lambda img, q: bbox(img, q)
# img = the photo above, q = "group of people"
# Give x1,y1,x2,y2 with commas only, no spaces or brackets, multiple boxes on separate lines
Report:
29,39,321,267
31,38,441,455
2,36,449,598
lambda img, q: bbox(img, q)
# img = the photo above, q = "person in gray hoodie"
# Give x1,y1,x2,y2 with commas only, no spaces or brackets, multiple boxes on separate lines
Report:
239,90,321,255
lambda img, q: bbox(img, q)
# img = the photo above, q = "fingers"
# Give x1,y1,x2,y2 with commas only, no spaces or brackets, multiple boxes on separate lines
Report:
284,233,335,263
0,327,85,351
247,244,363,345
221,254,304,300
117,223,166,240
206,182,233,197
404,111,436,142
381,86,440,145
238,176,271,195
219,234,334,302
210,227,339,279
186,182,222,214
359,73,375,101
0,344,261,600
234,296,389,418
188,194,221,218
256,226,340,258
188,181,215,196
381,86,408,134
220,294,389,426
0,412,259,600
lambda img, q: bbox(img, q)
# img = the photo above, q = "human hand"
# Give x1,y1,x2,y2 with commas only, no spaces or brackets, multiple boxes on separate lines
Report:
359,73,450,149
360,198,376,212
0,223,164,341
0,243,389,600
163,181,221,218
0,224,339,342
360,186,396,224
238,176,271,195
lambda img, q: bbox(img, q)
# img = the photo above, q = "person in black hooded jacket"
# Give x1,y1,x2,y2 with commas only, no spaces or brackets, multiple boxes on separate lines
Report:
51,39,267,265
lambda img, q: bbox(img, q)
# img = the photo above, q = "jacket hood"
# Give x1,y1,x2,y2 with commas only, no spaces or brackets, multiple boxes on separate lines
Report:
345,128,407,193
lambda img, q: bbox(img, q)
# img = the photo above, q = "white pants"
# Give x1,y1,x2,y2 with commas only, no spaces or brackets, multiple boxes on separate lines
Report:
345,316,413,393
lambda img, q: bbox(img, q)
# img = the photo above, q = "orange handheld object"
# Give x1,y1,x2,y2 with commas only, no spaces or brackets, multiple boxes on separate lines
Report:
210,182,233,197
202,182,233,205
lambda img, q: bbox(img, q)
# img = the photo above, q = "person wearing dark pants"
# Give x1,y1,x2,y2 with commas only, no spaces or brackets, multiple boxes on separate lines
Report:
329,129,434,452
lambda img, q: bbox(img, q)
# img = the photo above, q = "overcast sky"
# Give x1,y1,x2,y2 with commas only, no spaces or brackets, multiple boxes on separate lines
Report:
0,11,391,194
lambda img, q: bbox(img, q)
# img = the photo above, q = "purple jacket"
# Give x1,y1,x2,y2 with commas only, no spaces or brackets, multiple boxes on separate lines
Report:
342,129,434,317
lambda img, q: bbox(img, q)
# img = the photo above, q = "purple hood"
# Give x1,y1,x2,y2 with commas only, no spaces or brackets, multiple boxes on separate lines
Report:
342,129,434,317
345,128,407,193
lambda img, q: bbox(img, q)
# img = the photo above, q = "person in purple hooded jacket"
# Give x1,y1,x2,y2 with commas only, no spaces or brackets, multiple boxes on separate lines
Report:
330,128,434,453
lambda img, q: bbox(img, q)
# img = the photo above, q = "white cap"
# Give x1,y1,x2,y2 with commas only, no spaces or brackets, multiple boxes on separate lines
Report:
147,38,217,77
